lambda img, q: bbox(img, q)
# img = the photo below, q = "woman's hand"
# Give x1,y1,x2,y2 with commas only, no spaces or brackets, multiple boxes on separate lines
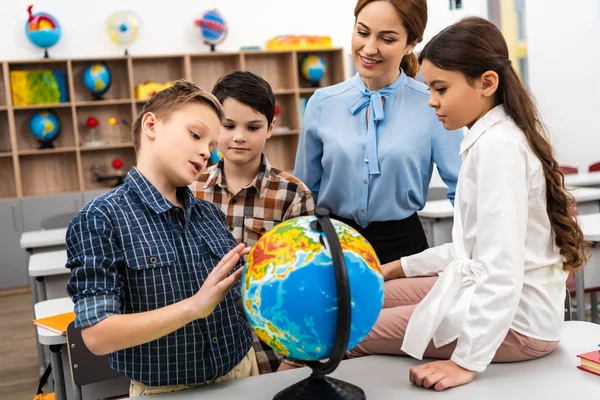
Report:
380,259,406,280
409,360,476,391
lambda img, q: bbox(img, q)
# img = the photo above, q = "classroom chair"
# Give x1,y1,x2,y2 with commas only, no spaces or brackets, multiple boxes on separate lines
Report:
589,162,600,172
559,165,579,175
66,322,129,400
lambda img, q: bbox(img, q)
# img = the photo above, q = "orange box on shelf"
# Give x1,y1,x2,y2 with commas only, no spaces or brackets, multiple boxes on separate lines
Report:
266,35,333,51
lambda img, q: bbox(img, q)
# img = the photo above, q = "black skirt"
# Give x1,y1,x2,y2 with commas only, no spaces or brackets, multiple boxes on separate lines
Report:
331,212,429,265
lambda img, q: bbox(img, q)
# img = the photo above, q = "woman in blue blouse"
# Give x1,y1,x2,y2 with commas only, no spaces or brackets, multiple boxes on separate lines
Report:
294,0,463,265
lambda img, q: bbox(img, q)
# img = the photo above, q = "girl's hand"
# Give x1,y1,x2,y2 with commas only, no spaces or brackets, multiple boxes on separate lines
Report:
409,360,476,391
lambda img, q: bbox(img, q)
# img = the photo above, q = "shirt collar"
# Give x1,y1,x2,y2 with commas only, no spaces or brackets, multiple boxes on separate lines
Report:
202,154,272,199
459,104,510,156
125,167,200,214
350,69,408,95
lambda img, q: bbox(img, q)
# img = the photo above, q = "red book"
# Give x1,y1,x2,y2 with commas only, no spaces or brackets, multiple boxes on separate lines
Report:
577,351,600,377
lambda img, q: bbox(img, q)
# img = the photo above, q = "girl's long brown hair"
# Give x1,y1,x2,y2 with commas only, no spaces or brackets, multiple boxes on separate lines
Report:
419,17,586,272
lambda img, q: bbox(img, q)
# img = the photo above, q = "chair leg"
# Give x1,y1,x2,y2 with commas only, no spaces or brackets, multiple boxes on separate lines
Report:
74,384,83,400
591,292,598,324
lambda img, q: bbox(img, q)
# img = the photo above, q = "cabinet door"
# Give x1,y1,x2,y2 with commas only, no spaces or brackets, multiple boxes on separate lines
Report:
20,193,83,232
0,199,28,289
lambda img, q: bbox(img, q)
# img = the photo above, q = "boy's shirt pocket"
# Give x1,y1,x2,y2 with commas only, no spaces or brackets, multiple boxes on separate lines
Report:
243,218,278,247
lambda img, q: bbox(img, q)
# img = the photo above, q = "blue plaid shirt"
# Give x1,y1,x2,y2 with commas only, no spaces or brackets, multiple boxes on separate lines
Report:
65,167,252,387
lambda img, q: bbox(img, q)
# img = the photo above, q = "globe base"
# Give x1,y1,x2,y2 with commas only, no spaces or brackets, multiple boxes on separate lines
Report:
38,140,55,149
273,374,365,400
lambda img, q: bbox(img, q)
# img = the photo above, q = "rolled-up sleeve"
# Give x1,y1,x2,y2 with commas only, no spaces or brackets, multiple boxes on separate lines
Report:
65,209,124,329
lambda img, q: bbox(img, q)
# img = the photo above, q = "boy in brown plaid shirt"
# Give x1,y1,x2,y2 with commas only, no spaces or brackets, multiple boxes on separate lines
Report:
193,71,315,374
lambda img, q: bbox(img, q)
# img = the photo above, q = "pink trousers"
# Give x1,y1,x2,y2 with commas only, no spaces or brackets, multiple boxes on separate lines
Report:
347,277,559,363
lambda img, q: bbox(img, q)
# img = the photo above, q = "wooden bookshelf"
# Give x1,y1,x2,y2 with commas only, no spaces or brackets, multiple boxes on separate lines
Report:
0,49,345,199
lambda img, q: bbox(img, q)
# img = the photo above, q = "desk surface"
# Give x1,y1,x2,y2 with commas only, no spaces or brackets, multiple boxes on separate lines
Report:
34,297,73,346
20,228,67,249
565,171,600,187
578,213,600,241
419,187,600,220
29,249,70,277
135,321,599,398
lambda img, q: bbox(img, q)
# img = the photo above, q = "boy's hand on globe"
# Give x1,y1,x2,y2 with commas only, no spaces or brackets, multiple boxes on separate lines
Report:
188,243,249,320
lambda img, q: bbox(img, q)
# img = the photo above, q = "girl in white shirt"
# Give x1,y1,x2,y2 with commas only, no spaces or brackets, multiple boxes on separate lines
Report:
347,16,586,391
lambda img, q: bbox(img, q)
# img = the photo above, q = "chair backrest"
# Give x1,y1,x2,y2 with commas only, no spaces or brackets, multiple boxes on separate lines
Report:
66,322,123,387
564,287,572,321
589,162,600,172
41,212,76,230
559,165,579,175
426,187,448,202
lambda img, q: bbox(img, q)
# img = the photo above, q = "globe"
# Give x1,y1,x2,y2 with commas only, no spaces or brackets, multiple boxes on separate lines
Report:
83,63,112,99
242,216,384,361
29,111,60,148
107,10,141,50
195,10,227,51
301,55,327,84
208,149,222,165
25,6,61,55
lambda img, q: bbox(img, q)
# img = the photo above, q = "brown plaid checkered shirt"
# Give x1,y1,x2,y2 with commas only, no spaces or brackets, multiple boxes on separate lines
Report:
192,154,315,374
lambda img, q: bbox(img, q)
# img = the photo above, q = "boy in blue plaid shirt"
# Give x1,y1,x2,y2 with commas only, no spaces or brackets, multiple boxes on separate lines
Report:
65,80,257,397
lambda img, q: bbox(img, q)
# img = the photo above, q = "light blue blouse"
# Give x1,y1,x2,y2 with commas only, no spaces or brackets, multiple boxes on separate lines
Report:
294,72,463,228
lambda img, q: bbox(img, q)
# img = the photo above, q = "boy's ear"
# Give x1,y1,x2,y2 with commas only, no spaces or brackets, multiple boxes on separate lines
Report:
266,116,276,140
480,70,499,98
141,112,157,141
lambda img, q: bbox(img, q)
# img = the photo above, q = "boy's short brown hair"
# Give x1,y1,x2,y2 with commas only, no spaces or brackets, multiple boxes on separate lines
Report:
131,79,224,154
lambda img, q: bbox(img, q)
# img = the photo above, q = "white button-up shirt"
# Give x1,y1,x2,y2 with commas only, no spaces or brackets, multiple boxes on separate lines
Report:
400,105,567,372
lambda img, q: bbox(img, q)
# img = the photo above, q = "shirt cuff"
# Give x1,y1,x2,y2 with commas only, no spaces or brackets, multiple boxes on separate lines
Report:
450,353,487,373
400,256,415,278
73,294,121,329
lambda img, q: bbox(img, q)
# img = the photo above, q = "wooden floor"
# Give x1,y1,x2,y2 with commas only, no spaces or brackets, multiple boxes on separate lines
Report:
0,292,41,400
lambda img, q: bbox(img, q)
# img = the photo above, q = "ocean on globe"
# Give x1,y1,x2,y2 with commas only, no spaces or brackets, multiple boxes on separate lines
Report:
196,10,227,44
25,6,62,49
209,149,222,165
301,55,327,84
83,63,112,98
29,111,60,145
242,216,384,361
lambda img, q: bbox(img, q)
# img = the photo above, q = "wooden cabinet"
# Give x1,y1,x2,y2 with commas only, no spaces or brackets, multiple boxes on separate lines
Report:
0,49,345,199
0,199,27,289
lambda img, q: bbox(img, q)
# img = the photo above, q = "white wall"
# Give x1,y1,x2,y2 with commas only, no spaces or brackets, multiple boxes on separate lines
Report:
527,0,600,171
0,0,486,77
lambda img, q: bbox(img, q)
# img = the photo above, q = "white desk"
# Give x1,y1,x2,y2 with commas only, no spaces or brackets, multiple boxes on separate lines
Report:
419,187,600,247
29,249,70,301
135,321,599,399
20,227,67,253
565,171,600,188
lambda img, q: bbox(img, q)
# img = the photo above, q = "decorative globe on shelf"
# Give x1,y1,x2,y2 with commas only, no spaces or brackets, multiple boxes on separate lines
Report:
83,63,112,100
106,10,141,55
300,54,327,85
29,111,60,149
194,9,227,52
25,5,62,58
242,214,383,361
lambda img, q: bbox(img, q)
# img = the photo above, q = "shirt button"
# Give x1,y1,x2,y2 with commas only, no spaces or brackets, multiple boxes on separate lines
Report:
186,228,190,233
363,179,368,185
232,199,237,204
197,262,202,268
212,337,218,344
229,226,234,231
260,227,266,233
364,159,369,163
361,210,366,214
149,256,157,264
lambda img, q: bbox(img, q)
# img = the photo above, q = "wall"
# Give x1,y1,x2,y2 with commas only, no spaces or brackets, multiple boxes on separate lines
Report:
527,0,600,170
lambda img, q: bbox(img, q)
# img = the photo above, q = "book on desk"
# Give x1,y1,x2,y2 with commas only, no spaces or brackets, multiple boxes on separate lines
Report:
577,350,600,376
33,311,75,335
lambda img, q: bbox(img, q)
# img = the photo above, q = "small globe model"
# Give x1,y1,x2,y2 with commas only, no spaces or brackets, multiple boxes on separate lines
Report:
30,111,60,148
83,63,112,99
25,6,62,54
208,150,222,165
242,216,384,361
195,10,227,51
301,55,327,84
107,10,141,51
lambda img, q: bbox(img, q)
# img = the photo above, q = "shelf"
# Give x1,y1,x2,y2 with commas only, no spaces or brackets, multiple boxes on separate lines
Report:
0,106,7,111
244,52,295,91
76,102,134,146
75,99,132,107
20,152,79,196
14,107,75,151
298,88,318,94
274,94,300,131
18,147,77,156
0,157,16,198
81,147,136,191
71,59,131,102
0,151,12,158
274,89,297,95
272,129,300,137
265,134,299,172
298,49,345,89
80,143,133,152
132,57,185,90
190,54,241,92
0,110,10,153
13,103,72,110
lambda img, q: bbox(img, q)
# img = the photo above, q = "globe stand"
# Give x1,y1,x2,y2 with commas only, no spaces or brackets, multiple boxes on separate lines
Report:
273,207,366,400
43,49,49,59
38,140,55,149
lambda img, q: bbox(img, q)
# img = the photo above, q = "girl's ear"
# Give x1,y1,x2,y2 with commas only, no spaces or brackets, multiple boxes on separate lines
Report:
480,70,499,98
